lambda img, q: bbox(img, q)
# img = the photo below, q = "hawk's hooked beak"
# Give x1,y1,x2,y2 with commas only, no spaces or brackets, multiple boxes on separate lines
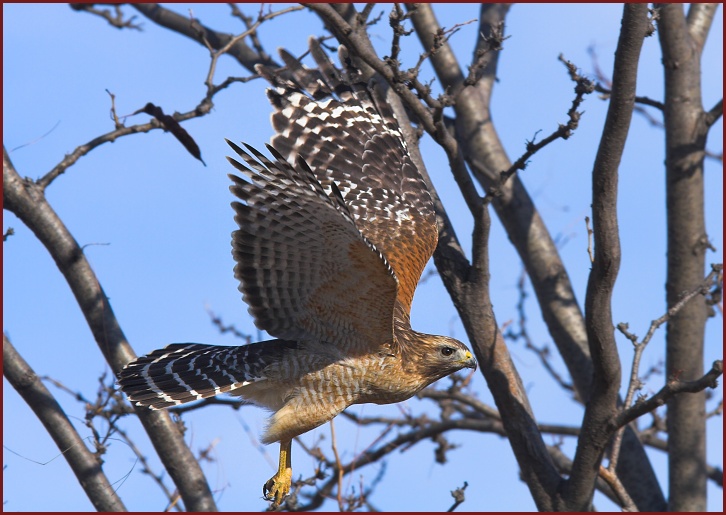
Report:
461,350,477,370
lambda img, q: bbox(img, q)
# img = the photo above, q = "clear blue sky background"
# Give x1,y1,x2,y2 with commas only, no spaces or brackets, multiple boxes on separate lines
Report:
3,3,723,512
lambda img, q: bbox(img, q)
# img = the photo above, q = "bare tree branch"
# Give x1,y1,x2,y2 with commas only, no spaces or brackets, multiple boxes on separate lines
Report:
610,265,723,472
502,269,575,393
597,466,637,512
603,88,666,112
70,3,142,30
658,3,715,509
37,108,207,189
113,425,184,511
3,334,127,511
406,4,670,511
615,360,723,429
408,2,598,415
293,417,502,511
705,98,723,128
129,3,278,71
492,55,595,197
447,481,468,512
44,4,307,190
564,4,650,510
3,147,217,511
686,3,719,55
328,420,345,511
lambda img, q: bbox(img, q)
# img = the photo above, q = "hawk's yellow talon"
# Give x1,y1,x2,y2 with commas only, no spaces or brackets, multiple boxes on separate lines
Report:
263,470,292,506
264,440,292,507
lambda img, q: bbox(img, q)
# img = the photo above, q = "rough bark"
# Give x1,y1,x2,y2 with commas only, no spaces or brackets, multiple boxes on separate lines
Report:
658,4,718,511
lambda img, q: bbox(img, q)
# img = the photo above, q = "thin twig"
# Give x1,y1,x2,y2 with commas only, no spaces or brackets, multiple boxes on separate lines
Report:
614,359,723,430
463,23,506,87
206,307,253,342
167,396,250,415
37,113,201,190
106,89,122,129
115,426,184,511
9,121,62,152
357,3,378,27
488,55,595,200
502,268,575,392
594,83,665,111
3,335,127,511
447,481,468,512
42,4,304,189
597,466,637,511
588,45,665,111
585,216,594,264
388,3,414,66
329,419,345,511
70,3,142,30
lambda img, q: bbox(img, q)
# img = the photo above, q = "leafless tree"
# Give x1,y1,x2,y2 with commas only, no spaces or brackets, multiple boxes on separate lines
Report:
4,3,722,512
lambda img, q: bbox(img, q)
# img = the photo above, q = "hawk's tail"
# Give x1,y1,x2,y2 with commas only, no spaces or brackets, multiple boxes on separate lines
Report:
117,341,290,409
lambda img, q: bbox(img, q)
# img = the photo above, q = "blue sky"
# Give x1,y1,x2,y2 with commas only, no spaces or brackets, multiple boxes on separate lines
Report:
3,3,723,511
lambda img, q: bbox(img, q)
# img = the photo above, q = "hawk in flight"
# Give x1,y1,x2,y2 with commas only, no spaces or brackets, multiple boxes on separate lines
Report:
118,39,476,507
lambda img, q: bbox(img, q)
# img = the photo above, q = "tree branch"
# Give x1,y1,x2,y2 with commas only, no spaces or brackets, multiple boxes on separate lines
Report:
659,2,714,509
70,3,142,30
3,147,217,511
492,55,595,196
686,3,719,55
414,4,667,511
616,360,723,429
447,481,468,512
705,98,723,128
129,3,278,71
37,106,210,189
3,334,127,511
49,4,304,189
609,265,723,473
594,83,665,111
565,4,650,510
293,417,502,511
409,3,601,420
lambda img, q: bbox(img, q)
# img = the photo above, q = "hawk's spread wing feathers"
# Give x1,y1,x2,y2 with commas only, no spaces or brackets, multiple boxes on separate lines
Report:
227,141,397,350
258,39,438,314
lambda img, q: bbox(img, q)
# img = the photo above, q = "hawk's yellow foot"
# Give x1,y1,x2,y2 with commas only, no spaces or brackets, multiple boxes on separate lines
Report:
263,440,292,507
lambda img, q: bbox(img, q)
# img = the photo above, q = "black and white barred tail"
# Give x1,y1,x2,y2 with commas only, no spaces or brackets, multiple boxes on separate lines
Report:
117,341,293,409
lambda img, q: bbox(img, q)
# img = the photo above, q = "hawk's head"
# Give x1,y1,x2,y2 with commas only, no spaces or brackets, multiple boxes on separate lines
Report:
408,334,477,384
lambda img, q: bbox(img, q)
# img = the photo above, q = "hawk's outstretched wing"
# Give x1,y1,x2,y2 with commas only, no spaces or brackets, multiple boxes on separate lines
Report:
258,39,438,315
227,142,397,351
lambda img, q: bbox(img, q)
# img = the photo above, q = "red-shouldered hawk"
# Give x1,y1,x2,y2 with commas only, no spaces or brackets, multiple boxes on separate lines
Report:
118,39,476,508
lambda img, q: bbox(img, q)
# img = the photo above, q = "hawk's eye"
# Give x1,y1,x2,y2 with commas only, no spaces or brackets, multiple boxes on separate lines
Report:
441,347,454,357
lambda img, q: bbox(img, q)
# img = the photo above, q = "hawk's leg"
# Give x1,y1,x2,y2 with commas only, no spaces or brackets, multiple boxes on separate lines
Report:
263,439,292,507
